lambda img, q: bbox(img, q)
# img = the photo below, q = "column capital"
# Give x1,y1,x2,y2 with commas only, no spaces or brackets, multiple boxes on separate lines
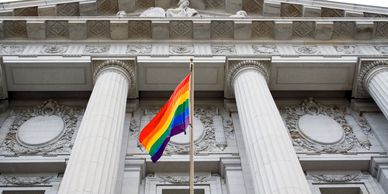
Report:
354,59,388,98
92,58,138,98
225,59,271,98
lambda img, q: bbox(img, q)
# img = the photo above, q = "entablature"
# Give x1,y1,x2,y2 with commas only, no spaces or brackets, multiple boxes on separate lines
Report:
0,17,388,41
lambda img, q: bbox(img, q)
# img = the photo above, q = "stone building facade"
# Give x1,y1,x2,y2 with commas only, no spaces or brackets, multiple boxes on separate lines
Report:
0,0,388,193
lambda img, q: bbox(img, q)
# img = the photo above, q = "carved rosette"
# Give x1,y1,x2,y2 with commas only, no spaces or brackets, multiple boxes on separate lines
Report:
92,59,138,98
0,100,83,155
279,98,372,154
225,59,271,98
354,59,388,98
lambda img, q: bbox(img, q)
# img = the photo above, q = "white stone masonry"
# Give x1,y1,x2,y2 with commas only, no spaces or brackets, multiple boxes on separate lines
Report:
232,61,312,194
58,61,130,194
366,67,388,119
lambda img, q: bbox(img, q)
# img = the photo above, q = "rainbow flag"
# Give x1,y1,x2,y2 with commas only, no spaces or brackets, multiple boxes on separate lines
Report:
139,73,191,162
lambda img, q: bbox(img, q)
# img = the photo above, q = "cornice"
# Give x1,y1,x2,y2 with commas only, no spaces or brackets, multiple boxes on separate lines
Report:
224,58,271,98
353,58,388,98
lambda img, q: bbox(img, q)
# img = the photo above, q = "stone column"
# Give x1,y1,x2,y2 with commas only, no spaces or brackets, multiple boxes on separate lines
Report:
58,60,134,194
229,60,311,194
364,62,388,119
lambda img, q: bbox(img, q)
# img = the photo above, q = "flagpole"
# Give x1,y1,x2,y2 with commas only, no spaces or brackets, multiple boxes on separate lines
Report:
189,58,195,194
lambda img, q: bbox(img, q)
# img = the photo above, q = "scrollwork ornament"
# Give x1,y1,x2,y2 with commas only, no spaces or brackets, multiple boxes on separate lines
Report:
279,98,372,153
158,175,210,184
225,60,270,97
41,45,68,54
0,175,58,185
308,173,362,183
0,100,82,155
93,60,136,90
356,60,388,97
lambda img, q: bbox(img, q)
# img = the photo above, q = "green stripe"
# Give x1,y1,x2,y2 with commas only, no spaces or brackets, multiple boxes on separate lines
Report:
149,99,189,155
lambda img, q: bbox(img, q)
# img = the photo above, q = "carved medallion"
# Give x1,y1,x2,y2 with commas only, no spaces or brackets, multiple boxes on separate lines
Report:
335,45,356,55
294,46,320,55
252,45,278,54
41,45,68,54
279,98,372,153
0,100,83,155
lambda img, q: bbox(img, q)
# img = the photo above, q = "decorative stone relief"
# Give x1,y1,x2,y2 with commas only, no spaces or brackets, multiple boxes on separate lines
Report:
354,60,388,98
321,7,345,17
84,45,110,54
156,174,211,184
56,2,79,16
294,45,321,55
0,45,25,55
243,0,262,13
333,21,355,39
0,175,58,185
375,22,388,38
87,21,110,39
279,98,373,153
41,45,68,54
281,3,302,17
307,172,363,183
128,21,151,39
211,21,234,39
129,106,234,155
127,44,152,55
252,21,273,38
169,44,194,54
4,21,27,39
293,21,314,38
335,45,356,55
170,21,193,39
252,45,278,54
0,100,83,155
374,46,388,54
212,45,236,55
46,21,69,39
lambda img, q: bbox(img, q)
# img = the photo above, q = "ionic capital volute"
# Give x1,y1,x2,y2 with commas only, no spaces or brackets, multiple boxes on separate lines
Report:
92,58,138,98
225,59,271,98
354,59,388,98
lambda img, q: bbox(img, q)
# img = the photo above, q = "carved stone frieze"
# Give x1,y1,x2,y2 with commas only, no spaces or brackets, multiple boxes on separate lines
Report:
156,174,211,184
307,172,363,183
127,44,152,55
294,45,321,55
84,45,110,54
169,44,194,54
211,45,235,55
252,45,278,55
225,60,270,98
0,45,25,55
0,100,83,155
41,45,68,54
335,45,356,55
354,59,388,98
0,175,59,185
129,106,234,155
279,98,373,153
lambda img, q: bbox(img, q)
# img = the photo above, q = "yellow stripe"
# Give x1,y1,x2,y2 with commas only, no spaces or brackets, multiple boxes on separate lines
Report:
145,90,190,151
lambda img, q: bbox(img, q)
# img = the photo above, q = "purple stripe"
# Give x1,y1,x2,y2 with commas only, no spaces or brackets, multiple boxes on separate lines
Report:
151,137,170,163
170,116,190,136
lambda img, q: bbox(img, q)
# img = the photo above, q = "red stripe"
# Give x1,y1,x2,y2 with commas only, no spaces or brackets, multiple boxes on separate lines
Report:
139,74,190,142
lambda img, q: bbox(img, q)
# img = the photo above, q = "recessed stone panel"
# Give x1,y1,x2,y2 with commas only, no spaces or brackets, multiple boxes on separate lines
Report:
17,115,65,146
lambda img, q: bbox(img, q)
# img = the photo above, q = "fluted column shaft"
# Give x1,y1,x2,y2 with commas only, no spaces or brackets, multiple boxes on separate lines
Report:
366,68,388,119
233,68,311,194
58,63,130,194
